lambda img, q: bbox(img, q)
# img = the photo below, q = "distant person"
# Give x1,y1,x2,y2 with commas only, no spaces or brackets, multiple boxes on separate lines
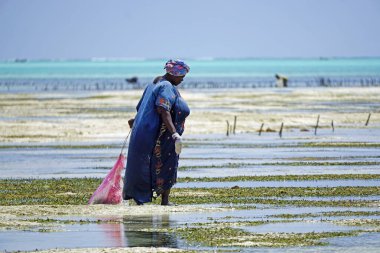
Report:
123,59,190,206
275,74,288,87
126,77,138,84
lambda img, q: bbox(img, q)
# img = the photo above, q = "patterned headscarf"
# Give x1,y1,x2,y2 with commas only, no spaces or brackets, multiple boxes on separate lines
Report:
164,59,190,76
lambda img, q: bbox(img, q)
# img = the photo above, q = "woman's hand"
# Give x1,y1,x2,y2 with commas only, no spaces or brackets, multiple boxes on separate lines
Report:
172,132,182,154
128,118,134,128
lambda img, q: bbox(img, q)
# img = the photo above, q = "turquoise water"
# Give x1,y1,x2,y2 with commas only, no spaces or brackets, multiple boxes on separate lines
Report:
0,58,379,91
1,58,380,79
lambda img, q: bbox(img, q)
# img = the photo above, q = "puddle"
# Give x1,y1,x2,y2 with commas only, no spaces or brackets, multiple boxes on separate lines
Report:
176,180,380,188
243,221,360,233
0,215,183,252
325,231,380,248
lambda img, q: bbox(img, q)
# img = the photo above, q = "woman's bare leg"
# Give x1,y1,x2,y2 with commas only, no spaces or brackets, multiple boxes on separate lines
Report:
161,189,171,205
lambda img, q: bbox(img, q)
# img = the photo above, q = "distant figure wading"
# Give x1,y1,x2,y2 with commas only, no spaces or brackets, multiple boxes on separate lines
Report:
275,74,288,87
123,60,190,205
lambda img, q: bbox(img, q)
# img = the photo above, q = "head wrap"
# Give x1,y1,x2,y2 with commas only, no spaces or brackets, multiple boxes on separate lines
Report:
164,59,190,76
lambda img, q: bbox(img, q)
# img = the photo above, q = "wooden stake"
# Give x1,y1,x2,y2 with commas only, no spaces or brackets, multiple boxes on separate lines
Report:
226,120,230,136
314,115,320,135
279,122,284,138
233,116,237,134
365,113,371,126
259,123,264,136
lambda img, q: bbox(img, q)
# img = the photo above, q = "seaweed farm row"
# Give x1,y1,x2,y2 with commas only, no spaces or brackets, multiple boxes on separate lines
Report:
1,76,380,92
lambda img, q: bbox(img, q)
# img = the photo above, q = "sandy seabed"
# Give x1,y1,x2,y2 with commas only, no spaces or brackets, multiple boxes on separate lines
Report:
0,87,379,143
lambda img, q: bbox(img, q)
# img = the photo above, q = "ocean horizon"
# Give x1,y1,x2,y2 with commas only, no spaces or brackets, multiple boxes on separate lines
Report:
1,57,380,91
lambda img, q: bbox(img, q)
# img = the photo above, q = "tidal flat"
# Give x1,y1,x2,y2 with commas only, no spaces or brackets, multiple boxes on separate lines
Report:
0,87,380,252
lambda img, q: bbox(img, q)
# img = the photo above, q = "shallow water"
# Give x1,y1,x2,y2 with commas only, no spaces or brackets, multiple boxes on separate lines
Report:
0,213,194,252
1,207,379,252
1,129,380,179
0,222,182,251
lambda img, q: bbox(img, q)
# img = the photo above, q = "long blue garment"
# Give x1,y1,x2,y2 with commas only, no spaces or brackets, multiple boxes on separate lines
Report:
122,80,190,203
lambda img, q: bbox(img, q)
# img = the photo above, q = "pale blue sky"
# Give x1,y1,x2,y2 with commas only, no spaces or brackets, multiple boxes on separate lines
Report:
0,0,379,60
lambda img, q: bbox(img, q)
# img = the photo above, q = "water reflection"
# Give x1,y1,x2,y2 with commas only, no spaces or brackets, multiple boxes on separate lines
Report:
122,214,178,248
0,215,179,252
100,222,126,247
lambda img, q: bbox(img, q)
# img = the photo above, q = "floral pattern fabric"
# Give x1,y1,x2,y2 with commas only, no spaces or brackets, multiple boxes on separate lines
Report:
164,59,190,76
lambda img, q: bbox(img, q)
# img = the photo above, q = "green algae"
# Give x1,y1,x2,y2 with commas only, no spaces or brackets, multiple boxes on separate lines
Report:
173,186,379,199
333,219,380,227
24,218,113,225
191,219,301,228
178,174,380,182
170,187,379,206
0,178,100,206
174,226,360,247
0,178,378,207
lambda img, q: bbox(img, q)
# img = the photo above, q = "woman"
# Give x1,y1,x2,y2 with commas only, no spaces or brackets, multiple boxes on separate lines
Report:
123,59,190,205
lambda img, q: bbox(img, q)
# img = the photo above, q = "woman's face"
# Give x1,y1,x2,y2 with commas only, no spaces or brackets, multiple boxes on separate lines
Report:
171,75,185,86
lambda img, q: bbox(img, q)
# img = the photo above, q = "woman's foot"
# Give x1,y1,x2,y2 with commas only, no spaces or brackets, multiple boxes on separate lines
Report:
161,202,177,206
134,199,144,205
161,202,178,206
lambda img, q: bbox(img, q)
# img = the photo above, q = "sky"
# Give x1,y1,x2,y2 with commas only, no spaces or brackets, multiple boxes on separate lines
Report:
0,0,379,60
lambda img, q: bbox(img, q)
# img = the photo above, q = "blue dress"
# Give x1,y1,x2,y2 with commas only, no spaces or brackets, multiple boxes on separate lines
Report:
122,79,190,204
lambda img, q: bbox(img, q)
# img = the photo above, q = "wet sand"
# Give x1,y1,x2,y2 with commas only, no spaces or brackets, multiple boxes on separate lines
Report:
0,87,379,143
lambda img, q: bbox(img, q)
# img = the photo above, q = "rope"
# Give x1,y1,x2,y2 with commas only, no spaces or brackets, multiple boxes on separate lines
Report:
120,129,132,155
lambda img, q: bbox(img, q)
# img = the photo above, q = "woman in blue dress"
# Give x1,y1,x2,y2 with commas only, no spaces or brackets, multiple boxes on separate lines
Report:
123,60,190,205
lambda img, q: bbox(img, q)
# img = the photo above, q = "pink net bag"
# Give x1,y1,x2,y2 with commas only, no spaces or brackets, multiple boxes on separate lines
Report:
88,154,126,205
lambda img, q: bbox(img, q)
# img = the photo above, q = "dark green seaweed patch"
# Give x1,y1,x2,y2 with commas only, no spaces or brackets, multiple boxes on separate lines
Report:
178,174,380,182
174,226,360,247
0,178,378,206
0,178,100,205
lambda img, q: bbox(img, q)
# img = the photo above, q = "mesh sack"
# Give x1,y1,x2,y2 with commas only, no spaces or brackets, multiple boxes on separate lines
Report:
88,154,125,204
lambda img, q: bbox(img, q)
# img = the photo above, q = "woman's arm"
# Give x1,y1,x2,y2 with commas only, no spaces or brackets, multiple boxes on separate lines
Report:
156,107,176,134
